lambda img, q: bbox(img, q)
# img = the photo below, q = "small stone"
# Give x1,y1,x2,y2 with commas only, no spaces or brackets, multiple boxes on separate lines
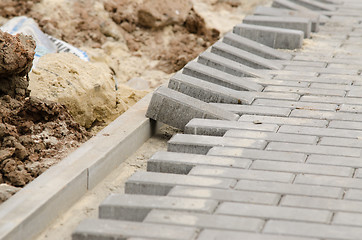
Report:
0,148,15,162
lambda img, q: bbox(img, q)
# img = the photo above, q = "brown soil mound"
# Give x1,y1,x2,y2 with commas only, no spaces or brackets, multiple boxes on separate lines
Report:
0,96,90,187
0,30,89,193
0,31,35,98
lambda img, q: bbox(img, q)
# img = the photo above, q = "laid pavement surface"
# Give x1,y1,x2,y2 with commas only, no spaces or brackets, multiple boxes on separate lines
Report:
72,0,362,239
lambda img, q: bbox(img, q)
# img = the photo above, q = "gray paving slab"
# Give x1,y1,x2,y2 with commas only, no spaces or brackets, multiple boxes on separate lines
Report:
243,15,312,38
307,154,362,168
197,51,268,79
328,120,362,130
224,129,318,144
238,114,328,127
168,72,254,104
145,86,239,130
244,90,301,100
333,212,362,227
167,134,267,154
289,0,337,11
184,118,278,136
272,0,314,13
197,229,319,240
182,61,264,91
300,96,362,105
125,171,236,196
284,65,358,75
235,179,343,198
281,195,362,213
72,219,197,240
295,174,362,190
209,103,292,117
233,23,304,49
253,6,320,32
354,168,362,178
216,202,332,223
144,210,264,232
208,147,307,162
189,165,294,183
210,41,283,69
222,32,293,60
264,86,346,96
319,137,362,148
250,160,353,177
252,99,338,111
309,83,355,91
147,151,251,174
273,59,326,67
279,125,362,139
259,69,318,77
251,78,309,88
99,194,217,221
344,189,362,201
266,142,362,157
339,104,362,114
291,109,362,122
264,220,362,240
168,186,280,205
274,75,352,85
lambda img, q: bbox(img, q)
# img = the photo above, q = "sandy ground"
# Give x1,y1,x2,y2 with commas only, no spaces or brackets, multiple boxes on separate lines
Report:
36,125,178,240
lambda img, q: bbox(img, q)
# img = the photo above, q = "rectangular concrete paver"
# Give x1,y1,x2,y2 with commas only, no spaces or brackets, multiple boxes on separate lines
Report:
147,151,251,174
197,51,267,79
282,195,362,213
233,23,304,49
146,86,239,130
182,61,264,91
211,41,283,69
168,186,280,205
264,220,362,240
279,125,362,139
99,194,218,221
209,103,292,117
250,160,353,177
216,202,332,223
125,171,236,196
307,154,362,168
222,32,293,60
235,179,343,198
185,118,278,136
295,174,362,190
72,219,197,240
144,210,264,232
189,165,294,183
168,72,255,104
243,15,312,38
197,229,319,240
224,130,318,144
266,142,362,157
238,114,328,127
208,147,307,162
167,134,267,154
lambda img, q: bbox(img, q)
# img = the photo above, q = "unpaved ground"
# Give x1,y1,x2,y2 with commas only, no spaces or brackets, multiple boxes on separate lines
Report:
0,0,271,200
36,125,178,240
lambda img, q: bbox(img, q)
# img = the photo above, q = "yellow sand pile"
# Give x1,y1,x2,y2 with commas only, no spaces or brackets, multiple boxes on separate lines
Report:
29,52,148,129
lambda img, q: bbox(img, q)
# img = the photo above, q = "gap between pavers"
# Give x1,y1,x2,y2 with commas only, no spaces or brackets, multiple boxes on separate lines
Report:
0,92,161,240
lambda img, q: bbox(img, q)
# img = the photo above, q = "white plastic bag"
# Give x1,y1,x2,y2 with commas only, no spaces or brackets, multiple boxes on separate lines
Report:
1,16,89,66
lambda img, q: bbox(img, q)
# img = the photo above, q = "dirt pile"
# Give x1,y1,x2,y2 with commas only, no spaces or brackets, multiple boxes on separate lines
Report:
0,0,41,18
0,30,90,200
0,96,90,187
0,30,35,98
